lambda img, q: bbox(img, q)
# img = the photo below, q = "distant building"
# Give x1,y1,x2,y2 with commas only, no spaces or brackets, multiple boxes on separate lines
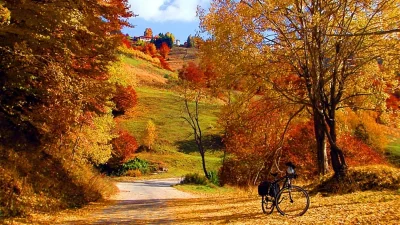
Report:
133,36,152,42
176,39,180,46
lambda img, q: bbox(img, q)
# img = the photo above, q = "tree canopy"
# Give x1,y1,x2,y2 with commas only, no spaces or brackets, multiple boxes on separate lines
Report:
199,0,400,177
0,0,132,148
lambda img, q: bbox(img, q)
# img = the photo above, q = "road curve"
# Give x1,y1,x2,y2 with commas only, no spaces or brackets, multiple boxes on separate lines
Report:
90,178,194,224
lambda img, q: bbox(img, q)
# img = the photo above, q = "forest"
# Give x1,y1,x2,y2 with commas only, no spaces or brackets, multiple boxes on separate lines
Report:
1,0,400,222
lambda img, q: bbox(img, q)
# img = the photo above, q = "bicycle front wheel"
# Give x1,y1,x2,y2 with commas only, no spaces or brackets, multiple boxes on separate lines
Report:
275,185,309,216
261,195,274,214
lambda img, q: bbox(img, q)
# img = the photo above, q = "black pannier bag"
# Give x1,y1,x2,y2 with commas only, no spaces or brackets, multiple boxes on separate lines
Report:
258,181,280,197
258,181,270,196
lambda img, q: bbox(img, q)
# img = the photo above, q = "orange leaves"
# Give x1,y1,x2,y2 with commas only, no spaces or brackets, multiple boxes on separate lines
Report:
110,130,138,164
144,28,153,37
179,62,205,84
337,134,387,167
143,43,157,56
112,85,138,115
159,42,170,59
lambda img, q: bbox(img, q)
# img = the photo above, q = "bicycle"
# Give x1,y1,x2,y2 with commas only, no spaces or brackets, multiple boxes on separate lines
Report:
258,162,310,216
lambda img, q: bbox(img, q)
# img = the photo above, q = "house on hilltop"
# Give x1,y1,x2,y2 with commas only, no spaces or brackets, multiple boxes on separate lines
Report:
133,36,152,42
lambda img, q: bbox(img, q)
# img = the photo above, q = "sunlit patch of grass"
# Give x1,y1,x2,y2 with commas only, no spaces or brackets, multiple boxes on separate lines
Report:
174,184,238,197
386,138,400,166
122,87,221,145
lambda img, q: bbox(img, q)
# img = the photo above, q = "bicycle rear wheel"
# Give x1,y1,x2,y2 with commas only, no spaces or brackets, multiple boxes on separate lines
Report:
275,185,309,216
261,195,275,214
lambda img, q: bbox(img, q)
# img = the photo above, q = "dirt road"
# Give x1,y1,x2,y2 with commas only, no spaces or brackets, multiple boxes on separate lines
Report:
63,178,195,224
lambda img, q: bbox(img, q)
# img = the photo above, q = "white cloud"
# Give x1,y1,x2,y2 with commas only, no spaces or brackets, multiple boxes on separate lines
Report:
129,0,210,22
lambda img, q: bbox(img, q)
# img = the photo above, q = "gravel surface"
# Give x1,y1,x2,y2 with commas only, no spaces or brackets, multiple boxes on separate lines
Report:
89,178,195,224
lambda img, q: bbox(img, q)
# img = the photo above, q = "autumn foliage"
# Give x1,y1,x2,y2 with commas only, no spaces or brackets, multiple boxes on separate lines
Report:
108,130,139,168
159,42,170,59
282,121,318,179
112,85,138,115
179,62,205,84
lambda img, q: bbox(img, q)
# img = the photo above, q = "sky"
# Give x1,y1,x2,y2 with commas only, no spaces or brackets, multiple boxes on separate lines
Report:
122,0,211,43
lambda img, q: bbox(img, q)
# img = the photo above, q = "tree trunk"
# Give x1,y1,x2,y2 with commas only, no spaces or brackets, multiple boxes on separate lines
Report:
330,144,347,178
327,104,347,178
313,109,329,175
200,150,209,179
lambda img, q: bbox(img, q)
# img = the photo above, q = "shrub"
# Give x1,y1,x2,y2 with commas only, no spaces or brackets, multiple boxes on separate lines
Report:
121,157,149,175
208,170,220,186
117,46,161,66
125,169,142,177
112,85,138,116
219,157,263,187
181,173,208,185
107,130,138,169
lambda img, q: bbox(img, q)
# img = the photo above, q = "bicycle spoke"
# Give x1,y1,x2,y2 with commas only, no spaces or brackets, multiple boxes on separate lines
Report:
276,186,309,216
261,195,275,214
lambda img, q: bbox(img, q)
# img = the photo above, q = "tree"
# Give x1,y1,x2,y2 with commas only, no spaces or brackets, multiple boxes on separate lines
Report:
159,42,171,59
108,130,138,168
179,62,205,84
112,85,138,116
152,33,173,49
0,0,133,215
0,0,132,150
181,84,209,179
143,120,157,151
186,35,195,48
166,32,176,44
144,28,153,37
143,42,157,56
199,0,400,178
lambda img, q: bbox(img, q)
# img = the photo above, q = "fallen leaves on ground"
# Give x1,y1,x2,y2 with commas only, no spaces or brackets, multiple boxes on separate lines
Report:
166,190,400,225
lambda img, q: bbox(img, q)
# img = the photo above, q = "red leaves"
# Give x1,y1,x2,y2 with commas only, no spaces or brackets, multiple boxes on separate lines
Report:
283,121,318,178
112,85,137,114
159,42,170,59
122,36,132,48
337,133,387,166
179,62,205,84
111,130,138,164
157,56,173,71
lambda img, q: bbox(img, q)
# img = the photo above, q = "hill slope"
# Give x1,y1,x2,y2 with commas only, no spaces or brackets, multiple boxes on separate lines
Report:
167,47,199,72
118,51,223,177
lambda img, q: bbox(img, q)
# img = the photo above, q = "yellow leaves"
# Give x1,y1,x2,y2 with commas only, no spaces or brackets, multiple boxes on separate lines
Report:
77,114,116,165
108,58,137,87
0,3,10,25
143,120,157,151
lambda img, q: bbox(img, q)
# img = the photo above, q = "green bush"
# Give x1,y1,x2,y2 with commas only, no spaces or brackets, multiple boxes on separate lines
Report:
181,173,208,185
121,157,150,175
208,170,220,186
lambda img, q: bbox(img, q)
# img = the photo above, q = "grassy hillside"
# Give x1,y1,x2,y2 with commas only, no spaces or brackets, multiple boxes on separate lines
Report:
118,52,224,177
167,47,199,72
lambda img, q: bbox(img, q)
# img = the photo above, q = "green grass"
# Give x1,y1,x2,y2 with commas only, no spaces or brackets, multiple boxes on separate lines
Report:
117,51,224,178
386,138,400,166
122,86,222,149
174,184,237,195
118,82,223,177
122,56,142,66
137,151,222,177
